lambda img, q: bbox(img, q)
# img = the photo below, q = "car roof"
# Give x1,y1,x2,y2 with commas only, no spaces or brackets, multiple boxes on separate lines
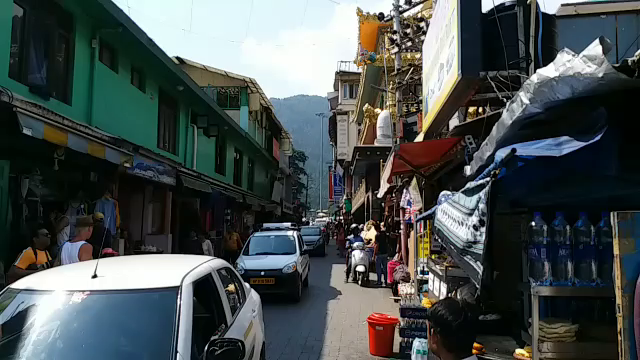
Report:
301,225,320,228
252,230,296,237
9,255,230,291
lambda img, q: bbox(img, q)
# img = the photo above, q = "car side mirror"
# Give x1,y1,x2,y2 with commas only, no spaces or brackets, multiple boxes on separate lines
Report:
301,249,309,255
205,338,246,360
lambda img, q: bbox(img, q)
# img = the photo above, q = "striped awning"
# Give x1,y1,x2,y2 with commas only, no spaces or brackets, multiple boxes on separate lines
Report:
16,110,133,166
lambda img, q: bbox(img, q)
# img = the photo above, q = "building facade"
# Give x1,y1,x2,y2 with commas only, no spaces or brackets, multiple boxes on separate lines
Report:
0,0,291,267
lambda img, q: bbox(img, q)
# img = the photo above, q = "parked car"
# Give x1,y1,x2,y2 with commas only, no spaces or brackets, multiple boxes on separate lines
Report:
0,255,265,360
235,229,310,302
300,226,326,256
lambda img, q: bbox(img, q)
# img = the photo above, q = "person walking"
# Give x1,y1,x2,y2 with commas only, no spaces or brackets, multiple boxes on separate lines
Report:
200,233,214,256
336,222,346,257
224,225,243,264
7,223,53,283
373,222,389,287
426,297,478,360
58,216,94,265
50,203,70,257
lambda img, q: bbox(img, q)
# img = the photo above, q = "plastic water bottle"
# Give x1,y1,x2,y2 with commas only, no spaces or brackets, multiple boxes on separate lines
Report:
527,212,550,285
573,212,596,287
550,212,573,286
596,212,613,286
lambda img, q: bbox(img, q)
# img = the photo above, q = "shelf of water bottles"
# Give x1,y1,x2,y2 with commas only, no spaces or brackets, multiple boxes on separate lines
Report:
527,211,614,289
399,295,429,355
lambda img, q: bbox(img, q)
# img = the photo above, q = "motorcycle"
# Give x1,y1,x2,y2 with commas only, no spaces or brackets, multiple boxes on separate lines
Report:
350,242,370,287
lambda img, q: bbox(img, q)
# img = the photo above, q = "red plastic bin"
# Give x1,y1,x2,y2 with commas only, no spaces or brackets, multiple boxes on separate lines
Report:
367,313,399,357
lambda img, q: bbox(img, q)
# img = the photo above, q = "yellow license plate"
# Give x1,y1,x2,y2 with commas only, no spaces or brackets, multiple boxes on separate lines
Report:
250,278,275,285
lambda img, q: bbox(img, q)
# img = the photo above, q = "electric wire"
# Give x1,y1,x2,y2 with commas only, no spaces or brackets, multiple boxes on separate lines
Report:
491,0,512,92
244,0,254,39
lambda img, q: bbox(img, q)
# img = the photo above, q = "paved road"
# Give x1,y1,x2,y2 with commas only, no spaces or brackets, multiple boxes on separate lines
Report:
262,245,400,360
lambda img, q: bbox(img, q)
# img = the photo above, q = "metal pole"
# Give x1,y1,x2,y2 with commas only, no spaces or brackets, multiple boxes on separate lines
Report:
393,0,402,145
305,175,309,219
320,114,323,212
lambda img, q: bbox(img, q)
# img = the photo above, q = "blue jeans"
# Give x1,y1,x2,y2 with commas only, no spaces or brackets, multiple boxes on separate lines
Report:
376,254,388,284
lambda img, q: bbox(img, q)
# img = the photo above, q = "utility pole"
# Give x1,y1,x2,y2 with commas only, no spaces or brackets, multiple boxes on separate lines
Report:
305,174,309,219
393,0,402,145
315,112,327,212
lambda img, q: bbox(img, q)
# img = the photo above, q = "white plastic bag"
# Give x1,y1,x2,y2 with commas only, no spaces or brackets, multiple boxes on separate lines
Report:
411,338,429,360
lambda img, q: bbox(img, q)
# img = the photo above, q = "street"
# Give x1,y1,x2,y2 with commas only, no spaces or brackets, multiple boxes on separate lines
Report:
262,245,399,360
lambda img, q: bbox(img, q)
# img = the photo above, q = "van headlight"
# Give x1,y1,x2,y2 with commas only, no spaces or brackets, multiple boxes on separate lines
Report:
282,262,297,274
235,263,245,275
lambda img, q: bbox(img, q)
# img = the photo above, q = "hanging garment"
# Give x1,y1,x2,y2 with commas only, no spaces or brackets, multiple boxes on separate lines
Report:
95,197,117,234
66,201,86,239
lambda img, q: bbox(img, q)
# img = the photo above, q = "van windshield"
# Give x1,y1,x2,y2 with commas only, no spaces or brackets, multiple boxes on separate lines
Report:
0,287,178,360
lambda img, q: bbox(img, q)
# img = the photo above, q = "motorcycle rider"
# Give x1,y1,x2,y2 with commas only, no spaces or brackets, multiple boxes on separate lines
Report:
345,225,364,282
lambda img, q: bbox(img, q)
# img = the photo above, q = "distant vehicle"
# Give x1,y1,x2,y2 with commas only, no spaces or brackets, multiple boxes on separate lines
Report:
0,255,265,360
313,217,329,227
300,226,326,256
261,222,299,231
236,229,310,302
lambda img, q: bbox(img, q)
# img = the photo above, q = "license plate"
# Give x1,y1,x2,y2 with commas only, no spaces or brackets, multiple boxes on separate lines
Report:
250,278,275,285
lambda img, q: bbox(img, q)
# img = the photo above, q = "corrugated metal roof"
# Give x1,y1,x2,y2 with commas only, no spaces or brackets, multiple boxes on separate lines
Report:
172,56,292,140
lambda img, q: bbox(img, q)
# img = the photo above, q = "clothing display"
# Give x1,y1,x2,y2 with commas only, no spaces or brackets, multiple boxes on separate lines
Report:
95,196,118,234
66,200,87,239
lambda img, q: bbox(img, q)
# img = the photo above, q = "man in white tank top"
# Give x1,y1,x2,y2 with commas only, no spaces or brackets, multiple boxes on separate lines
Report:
59,216,94,266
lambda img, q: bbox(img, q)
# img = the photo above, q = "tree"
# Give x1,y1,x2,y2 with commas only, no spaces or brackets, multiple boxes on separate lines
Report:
290,148,309,218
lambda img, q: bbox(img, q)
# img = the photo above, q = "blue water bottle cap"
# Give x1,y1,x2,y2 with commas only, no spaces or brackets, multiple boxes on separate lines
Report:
555,211,564,217
534,212,542,217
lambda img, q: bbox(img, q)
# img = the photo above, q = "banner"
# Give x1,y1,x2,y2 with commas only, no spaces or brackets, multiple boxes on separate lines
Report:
333,172,344,202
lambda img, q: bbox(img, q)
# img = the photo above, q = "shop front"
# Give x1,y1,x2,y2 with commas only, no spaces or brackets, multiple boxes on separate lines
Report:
0,101,132,272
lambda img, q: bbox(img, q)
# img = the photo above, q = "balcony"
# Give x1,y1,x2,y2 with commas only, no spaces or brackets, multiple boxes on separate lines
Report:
351,179,366,214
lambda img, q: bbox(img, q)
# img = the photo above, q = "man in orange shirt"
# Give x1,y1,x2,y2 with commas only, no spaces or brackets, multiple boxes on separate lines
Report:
8,224,53,283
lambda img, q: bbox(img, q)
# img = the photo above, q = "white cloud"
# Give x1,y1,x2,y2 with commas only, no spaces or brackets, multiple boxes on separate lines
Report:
241,1,389,98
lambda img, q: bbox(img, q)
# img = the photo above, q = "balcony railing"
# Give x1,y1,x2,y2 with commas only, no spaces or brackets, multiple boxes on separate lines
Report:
352,179,366,213
337,61,361,73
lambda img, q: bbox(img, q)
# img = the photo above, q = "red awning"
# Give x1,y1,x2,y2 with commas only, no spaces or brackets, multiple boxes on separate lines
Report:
378,137,463,197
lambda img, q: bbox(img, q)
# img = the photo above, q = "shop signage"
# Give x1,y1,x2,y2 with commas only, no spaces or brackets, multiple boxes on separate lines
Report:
422,0,481,136
282,201,294,214
328,170,334,202
127,155,176,185
336,115,349,160
333,172,344,202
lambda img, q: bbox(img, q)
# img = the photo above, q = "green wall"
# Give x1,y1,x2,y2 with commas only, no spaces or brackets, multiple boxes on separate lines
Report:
0,0,277,199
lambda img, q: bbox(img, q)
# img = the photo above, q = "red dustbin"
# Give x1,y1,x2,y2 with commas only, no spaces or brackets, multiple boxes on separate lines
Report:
367,313,399,357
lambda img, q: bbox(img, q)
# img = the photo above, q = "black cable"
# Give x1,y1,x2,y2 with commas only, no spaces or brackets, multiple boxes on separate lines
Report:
491,0,512,92
619,32,640,61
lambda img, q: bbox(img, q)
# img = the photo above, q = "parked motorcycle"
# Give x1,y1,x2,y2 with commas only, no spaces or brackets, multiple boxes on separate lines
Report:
351,242,370,287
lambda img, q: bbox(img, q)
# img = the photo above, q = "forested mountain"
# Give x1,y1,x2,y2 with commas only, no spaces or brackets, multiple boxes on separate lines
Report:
271,95,333,212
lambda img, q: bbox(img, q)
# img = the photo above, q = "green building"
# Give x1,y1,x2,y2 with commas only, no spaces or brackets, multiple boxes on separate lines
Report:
0,0,292,269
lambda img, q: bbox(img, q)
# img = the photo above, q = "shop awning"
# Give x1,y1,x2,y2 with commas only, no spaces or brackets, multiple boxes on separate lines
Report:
180,175,212,193
16,109,133,167
378,137,463,198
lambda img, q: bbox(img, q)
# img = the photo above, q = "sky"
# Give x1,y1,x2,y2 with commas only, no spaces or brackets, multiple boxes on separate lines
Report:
113,0,571,99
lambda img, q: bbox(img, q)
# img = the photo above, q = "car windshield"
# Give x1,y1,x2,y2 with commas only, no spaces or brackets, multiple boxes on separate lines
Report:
300,227,321,236
243,234,297,256
0,287,178,360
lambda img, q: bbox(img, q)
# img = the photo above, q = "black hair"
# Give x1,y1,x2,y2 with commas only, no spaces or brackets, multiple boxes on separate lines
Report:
30,223,47,245
351,226,360,236
427,297,477,356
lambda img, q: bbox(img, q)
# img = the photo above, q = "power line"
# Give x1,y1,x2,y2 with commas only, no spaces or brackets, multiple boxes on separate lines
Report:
300,0,310,27
245,0,254,39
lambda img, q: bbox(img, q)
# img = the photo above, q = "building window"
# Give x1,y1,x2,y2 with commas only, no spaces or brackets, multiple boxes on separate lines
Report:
157,91,178,154
99,41,118,73
247,158,254,192
8,0,74,104
233,148,243,187
352,83,359,99
215,137,226,176
343,83,349,99
131,66,145,93
215,87,240,109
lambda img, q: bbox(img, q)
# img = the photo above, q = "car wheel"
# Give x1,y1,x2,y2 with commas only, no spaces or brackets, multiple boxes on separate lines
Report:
303,273,309,288
321,246,326,257
291,278,302,302
260,343,266,360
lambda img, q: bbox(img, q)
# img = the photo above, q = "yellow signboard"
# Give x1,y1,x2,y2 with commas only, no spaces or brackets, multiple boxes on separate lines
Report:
422,0,460,133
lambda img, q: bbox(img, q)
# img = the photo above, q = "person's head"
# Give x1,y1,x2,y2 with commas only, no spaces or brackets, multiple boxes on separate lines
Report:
74,216,94,240
198,233,206,243
427,297,477,359
31,223,51,250
351,226,360,237
189,230,197,239
93,212,105,225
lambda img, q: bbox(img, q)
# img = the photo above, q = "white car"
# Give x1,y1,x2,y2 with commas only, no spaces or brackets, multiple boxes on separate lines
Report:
0,255,265,360
235,230,310,302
